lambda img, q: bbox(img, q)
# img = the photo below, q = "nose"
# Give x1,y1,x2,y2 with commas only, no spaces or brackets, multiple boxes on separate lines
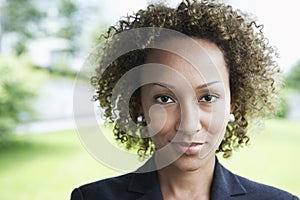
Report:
175,100,202,135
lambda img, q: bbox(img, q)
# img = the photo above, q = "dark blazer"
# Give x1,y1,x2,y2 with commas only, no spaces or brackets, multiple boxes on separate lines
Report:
71,158,299,200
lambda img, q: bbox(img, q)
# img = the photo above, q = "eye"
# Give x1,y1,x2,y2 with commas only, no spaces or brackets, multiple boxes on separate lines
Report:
154,95,175,104
199,94,219,103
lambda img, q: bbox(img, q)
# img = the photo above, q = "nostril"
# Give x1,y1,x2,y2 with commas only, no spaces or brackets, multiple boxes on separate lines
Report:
176,117,202,135
175,119,202,135
176,129,201,135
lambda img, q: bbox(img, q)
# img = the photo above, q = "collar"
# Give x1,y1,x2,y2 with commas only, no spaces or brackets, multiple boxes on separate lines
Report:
128,157,247,200
128,171,163,200
210,157,247,200
128,158,164,200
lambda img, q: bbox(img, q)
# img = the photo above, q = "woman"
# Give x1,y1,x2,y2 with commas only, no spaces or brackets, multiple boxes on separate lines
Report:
71,0,299,199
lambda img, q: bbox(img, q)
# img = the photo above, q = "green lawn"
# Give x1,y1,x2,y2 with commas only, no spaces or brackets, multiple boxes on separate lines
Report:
218,120,300,196
0,119,299,199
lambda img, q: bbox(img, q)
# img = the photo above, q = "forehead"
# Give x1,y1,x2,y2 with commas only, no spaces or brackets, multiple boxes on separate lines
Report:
142,38,228,85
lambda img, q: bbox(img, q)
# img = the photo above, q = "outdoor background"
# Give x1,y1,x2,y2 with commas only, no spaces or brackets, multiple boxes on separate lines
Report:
0,0,299,199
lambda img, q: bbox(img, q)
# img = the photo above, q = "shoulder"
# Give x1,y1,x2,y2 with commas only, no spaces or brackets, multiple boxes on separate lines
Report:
70,171,160,200
213,160,299,200
70,173,137,200
236,174,299,200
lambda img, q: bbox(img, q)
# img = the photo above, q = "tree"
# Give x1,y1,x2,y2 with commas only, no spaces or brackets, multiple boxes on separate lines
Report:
0,55,44,137
0,0,45,54
286,61,300,90
0,0,80,55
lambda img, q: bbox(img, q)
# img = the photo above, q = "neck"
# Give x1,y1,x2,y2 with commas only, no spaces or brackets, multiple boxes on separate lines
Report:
157,156,215,199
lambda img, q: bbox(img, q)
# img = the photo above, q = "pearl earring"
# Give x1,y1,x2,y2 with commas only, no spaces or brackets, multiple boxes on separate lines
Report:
229,113,235,123
137,115,144,123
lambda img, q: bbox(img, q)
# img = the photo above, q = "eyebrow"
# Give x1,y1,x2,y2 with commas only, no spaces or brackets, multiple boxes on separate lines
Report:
197,81,221,89
151,82,175,89
150,81,221,89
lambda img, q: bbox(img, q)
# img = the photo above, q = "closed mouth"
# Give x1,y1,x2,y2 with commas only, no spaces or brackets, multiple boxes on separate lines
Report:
170,141,206,146
169,141,207,155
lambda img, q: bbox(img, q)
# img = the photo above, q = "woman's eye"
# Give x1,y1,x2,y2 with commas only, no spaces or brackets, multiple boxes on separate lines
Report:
199,94,218,103
154,95,175,104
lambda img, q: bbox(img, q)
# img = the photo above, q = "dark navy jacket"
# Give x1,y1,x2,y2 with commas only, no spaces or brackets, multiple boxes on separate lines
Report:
71,159,299,200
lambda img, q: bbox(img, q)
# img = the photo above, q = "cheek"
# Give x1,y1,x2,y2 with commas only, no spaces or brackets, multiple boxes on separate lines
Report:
144,105,176,137
205,100,230,140
143,106,178,149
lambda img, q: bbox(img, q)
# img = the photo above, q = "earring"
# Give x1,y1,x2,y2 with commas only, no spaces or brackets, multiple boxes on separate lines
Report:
137,115,144,123
229,113,235,123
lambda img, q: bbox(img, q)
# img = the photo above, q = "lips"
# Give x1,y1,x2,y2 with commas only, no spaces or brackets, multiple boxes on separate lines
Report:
171,142,206,155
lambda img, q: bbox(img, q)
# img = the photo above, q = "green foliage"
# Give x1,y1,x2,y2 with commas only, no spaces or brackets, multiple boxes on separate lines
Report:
0,0,80,55
1,0,46,54
275,92,289,118
54,0,80,52
1,0,44,34
0,55,45,136
286,61,300,90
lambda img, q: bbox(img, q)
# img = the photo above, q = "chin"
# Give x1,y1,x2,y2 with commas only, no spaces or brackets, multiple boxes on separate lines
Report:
172,154,212,172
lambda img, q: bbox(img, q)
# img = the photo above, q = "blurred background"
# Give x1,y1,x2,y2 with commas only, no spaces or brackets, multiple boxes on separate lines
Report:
0,0,299,199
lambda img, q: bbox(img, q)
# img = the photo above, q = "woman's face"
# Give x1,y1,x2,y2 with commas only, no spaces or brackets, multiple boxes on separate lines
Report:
140,38,231,171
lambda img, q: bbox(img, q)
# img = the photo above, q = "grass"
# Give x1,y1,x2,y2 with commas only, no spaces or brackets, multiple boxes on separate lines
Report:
0,130,119,200
0,119,299,199
218,119,300,196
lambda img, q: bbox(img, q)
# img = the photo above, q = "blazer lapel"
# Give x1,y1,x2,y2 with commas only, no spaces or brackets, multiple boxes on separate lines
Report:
210,158,247,200
127,157,163,200
127,157,247,200
128,171,164,200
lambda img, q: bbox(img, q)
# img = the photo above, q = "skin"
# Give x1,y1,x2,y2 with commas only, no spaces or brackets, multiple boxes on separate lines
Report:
140,38,232,199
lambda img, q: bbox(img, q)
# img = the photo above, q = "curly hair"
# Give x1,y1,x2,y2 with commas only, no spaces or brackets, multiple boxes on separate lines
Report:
91,0,281,159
